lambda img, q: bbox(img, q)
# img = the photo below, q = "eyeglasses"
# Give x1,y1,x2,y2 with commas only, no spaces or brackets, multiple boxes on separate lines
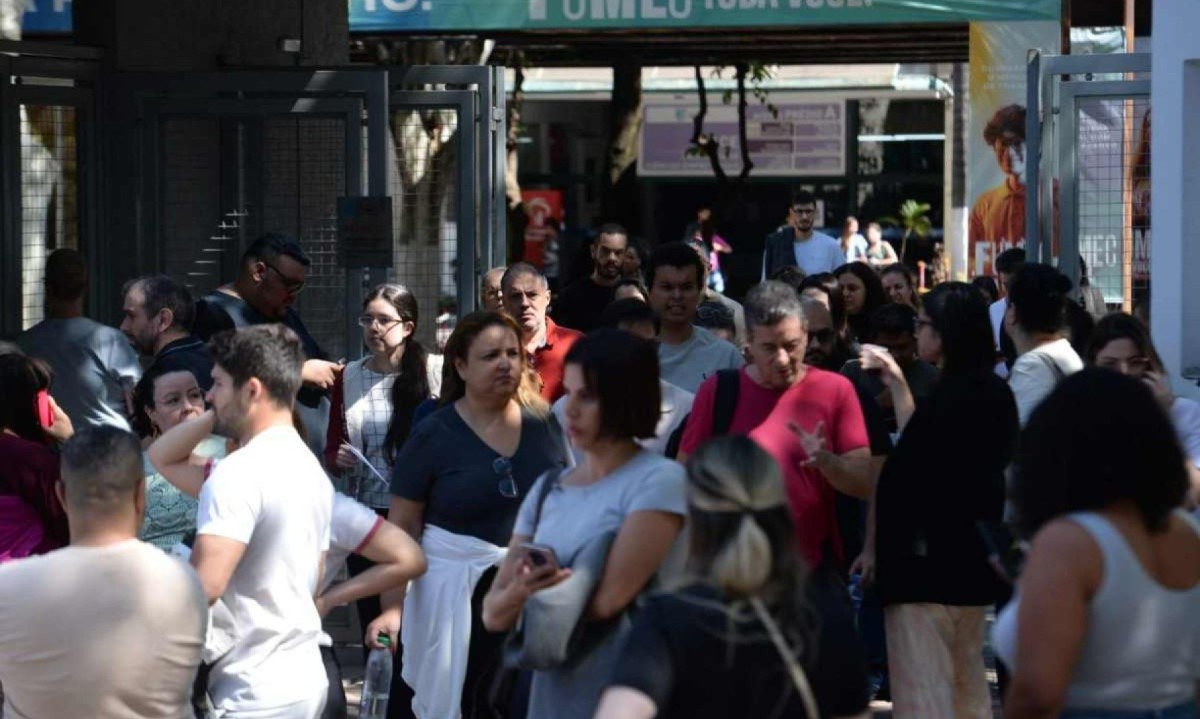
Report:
358,314,404,329
914,318,935,331
263,262,306,294
791,207,816,216
493,457,519,499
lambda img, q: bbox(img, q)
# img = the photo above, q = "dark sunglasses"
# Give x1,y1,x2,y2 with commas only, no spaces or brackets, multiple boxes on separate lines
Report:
262,262,306,293
808,327,836,344
492,457,519,499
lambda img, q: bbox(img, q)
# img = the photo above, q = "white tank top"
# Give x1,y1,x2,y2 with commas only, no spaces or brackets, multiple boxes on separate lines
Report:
992,511,1200,711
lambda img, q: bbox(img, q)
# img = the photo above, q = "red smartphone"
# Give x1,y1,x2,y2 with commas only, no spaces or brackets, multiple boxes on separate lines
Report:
35,390,54,429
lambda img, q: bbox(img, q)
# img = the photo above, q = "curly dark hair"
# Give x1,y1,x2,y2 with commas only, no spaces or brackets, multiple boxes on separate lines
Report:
983,104,1026,146
1013,368,1189,537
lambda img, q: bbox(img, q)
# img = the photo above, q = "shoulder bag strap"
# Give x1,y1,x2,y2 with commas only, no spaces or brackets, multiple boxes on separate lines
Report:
529,468,563,537
749,597,820,719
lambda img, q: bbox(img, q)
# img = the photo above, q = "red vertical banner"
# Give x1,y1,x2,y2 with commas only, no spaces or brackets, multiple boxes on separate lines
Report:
521,190,563,269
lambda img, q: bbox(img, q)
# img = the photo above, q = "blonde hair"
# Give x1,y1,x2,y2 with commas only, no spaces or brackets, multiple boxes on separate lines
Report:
686,436,792,597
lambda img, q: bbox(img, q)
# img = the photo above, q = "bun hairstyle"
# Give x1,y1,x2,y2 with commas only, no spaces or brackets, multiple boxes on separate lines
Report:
1007,263,1074,335
686,436,798,597
686,436,816,661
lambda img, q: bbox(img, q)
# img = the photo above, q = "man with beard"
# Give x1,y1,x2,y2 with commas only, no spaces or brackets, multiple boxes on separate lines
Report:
500,262,581,402
648,242,743,394
762,191,843,279
551,223,628,332
191,324,333,718
120,274,214,390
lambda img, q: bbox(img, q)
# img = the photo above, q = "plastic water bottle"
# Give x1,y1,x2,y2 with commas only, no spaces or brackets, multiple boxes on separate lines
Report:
359,635,393,719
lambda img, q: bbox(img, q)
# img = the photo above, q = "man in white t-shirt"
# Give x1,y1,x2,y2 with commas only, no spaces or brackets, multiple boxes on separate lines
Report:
192,324,333,717
648,242,745,393
0,426,207,719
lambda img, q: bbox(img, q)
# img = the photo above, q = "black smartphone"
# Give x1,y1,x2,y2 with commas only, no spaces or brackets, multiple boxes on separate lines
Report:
518,542,560,571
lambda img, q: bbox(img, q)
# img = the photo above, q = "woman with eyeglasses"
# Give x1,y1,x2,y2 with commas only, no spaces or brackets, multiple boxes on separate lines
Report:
1088,313,1200,508
594,436,870,719
324,285,435,667
483,329,687,718
382,311,569,719
132,365,226,552
856,282,1018,719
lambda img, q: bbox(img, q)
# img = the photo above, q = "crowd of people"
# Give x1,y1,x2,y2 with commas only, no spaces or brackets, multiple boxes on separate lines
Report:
0,204,1197,719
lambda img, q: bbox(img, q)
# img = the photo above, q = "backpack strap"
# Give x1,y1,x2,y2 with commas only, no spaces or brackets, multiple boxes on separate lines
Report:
710,369,741,437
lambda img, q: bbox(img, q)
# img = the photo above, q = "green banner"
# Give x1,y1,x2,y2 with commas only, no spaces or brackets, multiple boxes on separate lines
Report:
350,0,1061,33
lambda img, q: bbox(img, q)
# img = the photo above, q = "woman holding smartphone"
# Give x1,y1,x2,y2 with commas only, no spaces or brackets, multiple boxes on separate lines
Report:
483,329,688,718
0,353,72,562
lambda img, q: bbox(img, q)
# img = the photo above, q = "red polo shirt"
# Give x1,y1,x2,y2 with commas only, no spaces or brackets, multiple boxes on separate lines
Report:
532,318,583,402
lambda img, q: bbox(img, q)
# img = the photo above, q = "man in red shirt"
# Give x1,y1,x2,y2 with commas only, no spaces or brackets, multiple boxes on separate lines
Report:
677,281,807,461
501,262,582,402
679,281,871,566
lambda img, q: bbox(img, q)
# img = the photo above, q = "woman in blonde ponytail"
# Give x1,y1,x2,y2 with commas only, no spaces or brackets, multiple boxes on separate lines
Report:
595,436,871,719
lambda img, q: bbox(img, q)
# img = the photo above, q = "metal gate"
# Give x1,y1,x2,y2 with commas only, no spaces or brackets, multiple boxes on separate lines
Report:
0,41,101,338
1026,51,1151,311
383,65,507,351
118,69,389,361
123,65,506,358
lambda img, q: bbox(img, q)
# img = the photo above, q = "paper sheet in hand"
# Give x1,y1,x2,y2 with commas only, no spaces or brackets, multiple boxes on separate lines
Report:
345,444,388,484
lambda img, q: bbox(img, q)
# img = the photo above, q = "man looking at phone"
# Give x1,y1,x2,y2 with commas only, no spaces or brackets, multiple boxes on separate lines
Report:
17,249,141,432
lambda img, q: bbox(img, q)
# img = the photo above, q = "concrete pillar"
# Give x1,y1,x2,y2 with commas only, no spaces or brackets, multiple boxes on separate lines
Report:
1150,0,1200,398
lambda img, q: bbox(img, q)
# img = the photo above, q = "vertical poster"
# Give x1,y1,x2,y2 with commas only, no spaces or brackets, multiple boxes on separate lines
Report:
967,21,1060,276
521,190,563,270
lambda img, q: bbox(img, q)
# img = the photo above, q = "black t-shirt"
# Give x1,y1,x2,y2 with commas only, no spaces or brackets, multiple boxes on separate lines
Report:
609,582,868,719
834,378,894,568
194,291,327,407
875,370,1018,607
390,405,569,546
550,277,615,333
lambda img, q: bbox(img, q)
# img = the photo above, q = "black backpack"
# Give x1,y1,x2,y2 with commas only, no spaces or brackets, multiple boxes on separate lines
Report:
663,369,741,458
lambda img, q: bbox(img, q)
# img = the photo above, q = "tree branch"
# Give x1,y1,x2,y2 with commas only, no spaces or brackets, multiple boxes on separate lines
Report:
690,65,727,184
735,62,754,182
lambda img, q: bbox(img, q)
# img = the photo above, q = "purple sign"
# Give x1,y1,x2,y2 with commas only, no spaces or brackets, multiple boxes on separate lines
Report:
639,94,846,177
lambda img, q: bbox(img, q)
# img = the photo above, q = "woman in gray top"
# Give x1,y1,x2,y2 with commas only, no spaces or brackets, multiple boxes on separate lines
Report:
483,329,689,718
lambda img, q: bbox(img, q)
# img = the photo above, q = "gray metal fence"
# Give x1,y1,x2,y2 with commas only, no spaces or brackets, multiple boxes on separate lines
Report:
1026,51,1150,311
